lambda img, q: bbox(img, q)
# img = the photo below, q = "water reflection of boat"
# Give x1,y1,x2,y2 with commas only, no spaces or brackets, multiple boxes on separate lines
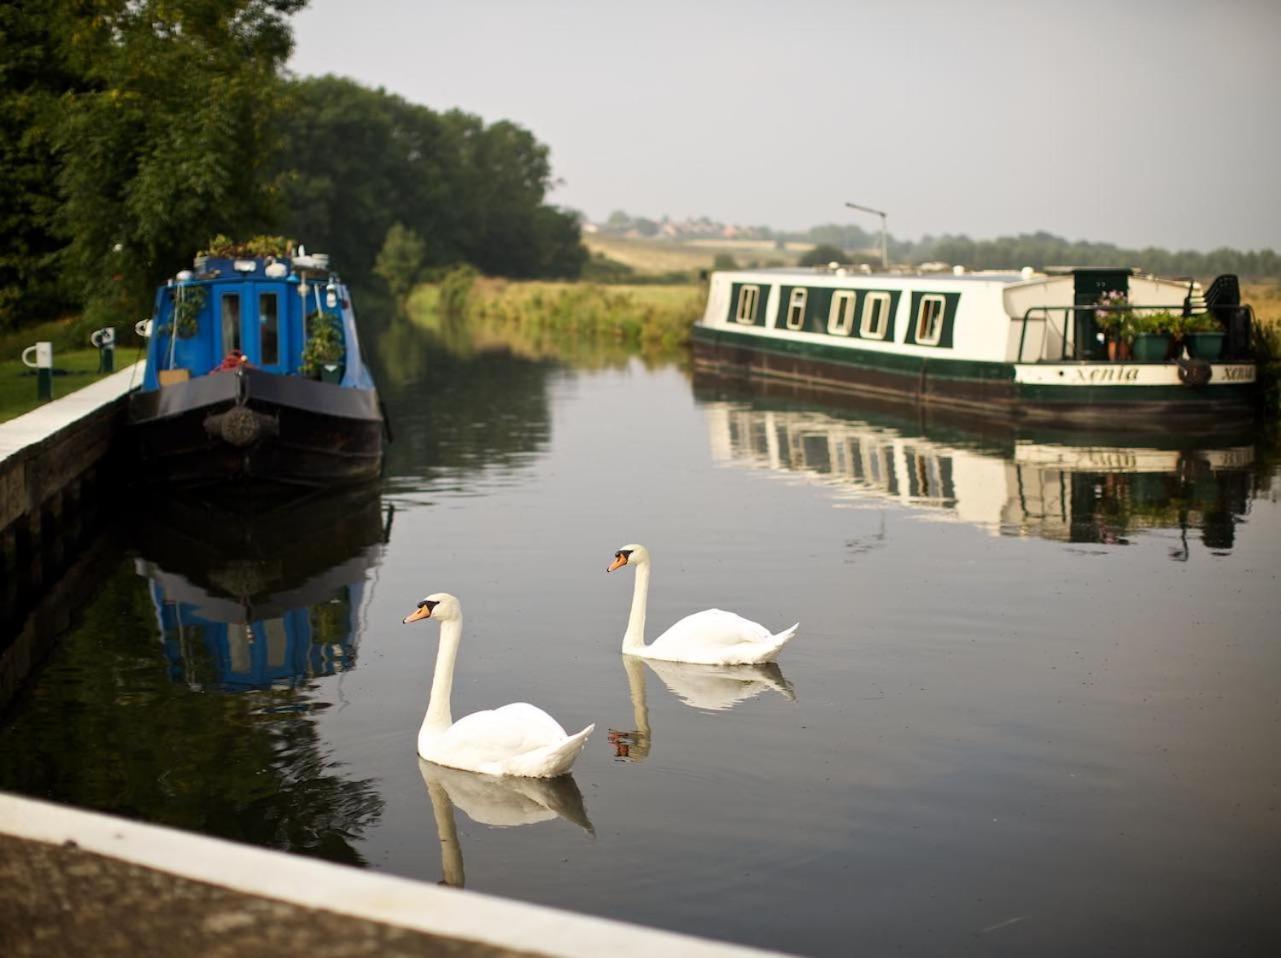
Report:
696,383,1254,548
419,760,592,888
609,654,795,762
132,486,388,691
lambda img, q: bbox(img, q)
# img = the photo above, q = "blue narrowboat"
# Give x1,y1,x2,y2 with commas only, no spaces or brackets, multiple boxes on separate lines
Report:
128,249,386,487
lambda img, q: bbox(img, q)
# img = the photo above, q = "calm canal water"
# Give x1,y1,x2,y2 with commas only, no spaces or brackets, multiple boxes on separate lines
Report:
2,314,1280,957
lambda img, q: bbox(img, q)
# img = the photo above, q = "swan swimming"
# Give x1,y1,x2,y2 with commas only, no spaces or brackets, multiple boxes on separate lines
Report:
606,544,798,665
403,593,594,777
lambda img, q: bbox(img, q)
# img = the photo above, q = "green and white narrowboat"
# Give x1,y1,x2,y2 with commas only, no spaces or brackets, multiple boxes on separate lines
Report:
691,266,1258,429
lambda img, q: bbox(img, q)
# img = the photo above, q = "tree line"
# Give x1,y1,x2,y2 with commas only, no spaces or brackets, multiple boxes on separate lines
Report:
599,211,1280,281
0,0,585,334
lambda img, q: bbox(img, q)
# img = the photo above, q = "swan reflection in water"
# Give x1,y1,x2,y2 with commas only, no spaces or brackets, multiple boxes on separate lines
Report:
608,654,796,762
419,760,593,888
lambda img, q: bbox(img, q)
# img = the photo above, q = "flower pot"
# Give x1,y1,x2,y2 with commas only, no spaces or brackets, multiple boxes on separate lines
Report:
1186,331,1224,360
1107,339,1133,361
1132,333,1172,362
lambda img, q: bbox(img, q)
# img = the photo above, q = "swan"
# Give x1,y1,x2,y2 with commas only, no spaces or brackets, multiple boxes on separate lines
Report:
403,593,594,777
606,544,798,665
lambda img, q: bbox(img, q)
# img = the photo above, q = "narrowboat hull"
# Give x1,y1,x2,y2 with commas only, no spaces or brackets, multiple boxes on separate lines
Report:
128,365,385,488
692,325,1257,431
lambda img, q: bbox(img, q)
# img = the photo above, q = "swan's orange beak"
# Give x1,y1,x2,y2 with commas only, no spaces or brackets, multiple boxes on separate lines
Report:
607,553,628,572
403,605,432,624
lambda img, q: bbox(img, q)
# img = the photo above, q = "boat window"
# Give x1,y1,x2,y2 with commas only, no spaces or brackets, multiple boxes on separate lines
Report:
828,291,856,336
735,285,760,324
786,288,807,330
259,293,279,365
221,293,241,353
861,292,891,340
915,295,945,345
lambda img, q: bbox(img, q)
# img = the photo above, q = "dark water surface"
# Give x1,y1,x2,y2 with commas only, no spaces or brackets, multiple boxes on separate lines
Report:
3,320,1280,957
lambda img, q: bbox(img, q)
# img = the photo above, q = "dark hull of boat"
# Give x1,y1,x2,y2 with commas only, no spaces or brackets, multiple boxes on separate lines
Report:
128,367,385,488
691,327,1256,432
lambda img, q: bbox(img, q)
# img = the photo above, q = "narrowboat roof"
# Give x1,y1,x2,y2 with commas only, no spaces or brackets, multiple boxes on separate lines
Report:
722,266,1033,284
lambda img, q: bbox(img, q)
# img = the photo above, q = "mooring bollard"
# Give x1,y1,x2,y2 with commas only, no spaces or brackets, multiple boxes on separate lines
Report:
21,341,53,401
90,327,116,373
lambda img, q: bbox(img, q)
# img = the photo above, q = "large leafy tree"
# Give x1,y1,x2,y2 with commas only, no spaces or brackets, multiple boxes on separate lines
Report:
274,76,585,284
11,0,303,327
0,1,81,329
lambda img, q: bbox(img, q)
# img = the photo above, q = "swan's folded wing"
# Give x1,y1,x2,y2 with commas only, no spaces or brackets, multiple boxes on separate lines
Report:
649,608,773,653
438,703,570,766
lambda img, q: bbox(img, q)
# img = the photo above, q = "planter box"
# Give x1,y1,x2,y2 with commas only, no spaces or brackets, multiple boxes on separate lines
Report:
1132,333,1172,362
1186,331,1224,360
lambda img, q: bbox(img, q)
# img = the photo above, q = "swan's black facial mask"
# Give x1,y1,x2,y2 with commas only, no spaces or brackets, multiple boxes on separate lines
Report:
607,549,633,572
403,598,439,624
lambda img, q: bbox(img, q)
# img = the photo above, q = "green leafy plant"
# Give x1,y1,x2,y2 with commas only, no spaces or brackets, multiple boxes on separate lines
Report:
301,310,344,377
165,285,206,338
1094,290,1136,340
200,235,295,260
1130,310,1179,337
1175,312,1222,336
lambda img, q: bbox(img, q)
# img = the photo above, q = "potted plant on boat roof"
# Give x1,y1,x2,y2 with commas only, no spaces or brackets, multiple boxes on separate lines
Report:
1095,290,1135,360
1130,310,1178,362
301,310,345,381
1174,311,1225,360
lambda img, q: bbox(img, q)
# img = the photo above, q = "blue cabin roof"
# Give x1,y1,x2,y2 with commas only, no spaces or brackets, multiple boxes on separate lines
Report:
141,254,376,392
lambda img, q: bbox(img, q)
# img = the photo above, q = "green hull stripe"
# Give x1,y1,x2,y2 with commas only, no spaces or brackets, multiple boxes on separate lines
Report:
692,325,1254,401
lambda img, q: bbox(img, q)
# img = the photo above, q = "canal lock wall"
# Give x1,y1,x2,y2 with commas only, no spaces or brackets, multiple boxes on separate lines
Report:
0,363,142,710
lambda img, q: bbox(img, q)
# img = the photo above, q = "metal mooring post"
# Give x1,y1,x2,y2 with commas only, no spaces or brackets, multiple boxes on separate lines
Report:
21,341,53,401
91,327,116,372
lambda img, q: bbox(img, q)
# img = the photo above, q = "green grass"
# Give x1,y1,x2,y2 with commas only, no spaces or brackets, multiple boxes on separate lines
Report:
582,233,811,275
0,349,121,424
404,275,704,370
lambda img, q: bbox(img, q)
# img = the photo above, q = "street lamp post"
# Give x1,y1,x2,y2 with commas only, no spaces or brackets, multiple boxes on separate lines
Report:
845,201,888,270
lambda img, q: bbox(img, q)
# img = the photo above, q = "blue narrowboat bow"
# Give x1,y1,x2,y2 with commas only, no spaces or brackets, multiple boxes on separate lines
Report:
129,250,386,487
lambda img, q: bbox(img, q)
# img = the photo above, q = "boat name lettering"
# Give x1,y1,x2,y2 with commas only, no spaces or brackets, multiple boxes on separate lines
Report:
1219,365,1253,381
1075,366,1140,383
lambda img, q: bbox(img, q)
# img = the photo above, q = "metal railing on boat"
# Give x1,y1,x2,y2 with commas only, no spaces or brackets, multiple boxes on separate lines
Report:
1013,303,1254,363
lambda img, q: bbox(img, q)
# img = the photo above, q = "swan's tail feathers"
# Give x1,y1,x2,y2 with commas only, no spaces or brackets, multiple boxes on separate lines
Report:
515,723,595,778
750,622,799,664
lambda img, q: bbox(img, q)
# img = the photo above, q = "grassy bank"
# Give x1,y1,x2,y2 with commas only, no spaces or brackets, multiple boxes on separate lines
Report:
0,348,120,424
405,273,704,369
1,314,144,423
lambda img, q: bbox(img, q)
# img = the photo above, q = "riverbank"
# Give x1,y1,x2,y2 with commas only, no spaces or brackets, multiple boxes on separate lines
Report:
1,315,141,424
404,273,704,368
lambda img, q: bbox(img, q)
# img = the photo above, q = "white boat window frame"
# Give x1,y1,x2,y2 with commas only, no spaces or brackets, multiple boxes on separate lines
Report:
735,285,760,324
786,288,807,331
915,294,946,346
827,291,857,336
861,292,891,340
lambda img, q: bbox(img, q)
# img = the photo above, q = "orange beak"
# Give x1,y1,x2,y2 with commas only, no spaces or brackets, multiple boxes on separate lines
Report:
403,605,432,624
607,554,628,573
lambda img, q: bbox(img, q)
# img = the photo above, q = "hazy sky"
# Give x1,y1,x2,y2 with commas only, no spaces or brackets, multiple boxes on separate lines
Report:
288,0,1280,251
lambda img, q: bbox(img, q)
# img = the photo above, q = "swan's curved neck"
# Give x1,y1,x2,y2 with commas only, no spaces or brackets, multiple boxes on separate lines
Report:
424,616,461,732
622,563,650,653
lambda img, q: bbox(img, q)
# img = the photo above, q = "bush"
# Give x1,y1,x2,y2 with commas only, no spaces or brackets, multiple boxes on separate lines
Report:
798,244,846,267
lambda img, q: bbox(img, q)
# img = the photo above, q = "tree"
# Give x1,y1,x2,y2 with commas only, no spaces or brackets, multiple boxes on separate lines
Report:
373,223,428,300
45,1,303,325
799,243,847,267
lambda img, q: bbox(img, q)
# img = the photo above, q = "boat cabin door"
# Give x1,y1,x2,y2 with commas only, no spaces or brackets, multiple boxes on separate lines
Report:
1072,269,1130,361
213,283,289,374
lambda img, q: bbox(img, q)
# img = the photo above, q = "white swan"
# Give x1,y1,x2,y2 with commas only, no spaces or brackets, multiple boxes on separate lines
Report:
606,544,798,665
403,593,594,777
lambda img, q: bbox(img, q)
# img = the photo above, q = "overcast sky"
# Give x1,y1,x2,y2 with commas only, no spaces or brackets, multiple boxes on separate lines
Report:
288,0,1280,251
